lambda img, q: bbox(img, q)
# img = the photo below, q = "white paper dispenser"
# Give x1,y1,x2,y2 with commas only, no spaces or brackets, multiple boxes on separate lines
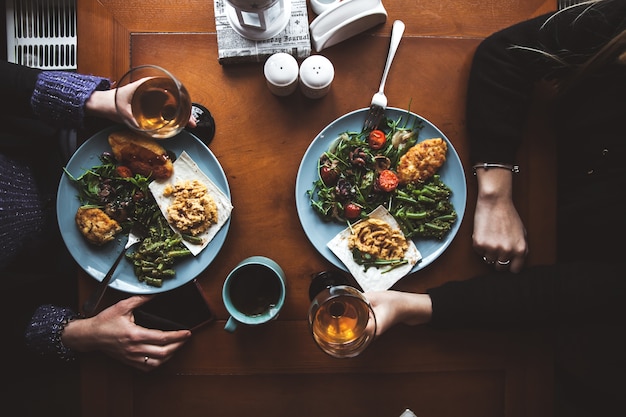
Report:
309,0,388,52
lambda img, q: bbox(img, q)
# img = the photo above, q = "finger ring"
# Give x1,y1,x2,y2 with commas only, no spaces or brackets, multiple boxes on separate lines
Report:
144,356,149,364
497,259,511,265
482,256,495,265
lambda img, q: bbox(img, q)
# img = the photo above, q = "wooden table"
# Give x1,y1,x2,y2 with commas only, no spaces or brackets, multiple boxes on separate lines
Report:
76,1,558,416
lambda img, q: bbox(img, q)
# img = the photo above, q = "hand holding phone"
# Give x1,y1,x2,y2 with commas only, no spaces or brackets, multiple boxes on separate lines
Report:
134,279,214,331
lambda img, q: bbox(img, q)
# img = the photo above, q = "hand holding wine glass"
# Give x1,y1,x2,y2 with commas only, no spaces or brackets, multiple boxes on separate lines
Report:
114,65,193,139
308,271,377,358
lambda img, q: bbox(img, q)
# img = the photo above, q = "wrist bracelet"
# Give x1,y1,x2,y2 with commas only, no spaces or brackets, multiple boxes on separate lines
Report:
472,163,520,175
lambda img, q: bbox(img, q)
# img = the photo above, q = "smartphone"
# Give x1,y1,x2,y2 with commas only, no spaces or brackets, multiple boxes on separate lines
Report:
134,279,214,331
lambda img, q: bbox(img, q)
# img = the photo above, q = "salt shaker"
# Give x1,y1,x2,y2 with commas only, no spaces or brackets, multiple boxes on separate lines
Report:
264,52,299,96
299,55,334,99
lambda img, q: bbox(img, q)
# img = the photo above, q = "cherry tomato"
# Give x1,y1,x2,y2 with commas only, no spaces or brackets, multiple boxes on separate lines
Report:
320,166,339,186
376,169,399,192
116,166,133,178
344,203,362,220
368,129,386,150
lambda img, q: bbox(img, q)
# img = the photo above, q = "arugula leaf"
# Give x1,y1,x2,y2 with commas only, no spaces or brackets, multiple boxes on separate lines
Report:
351,248,408,273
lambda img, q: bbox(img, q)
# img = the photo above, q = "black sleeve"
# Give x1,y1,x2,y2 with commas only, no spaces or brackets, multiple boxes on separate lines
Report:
466,0,626,164
427,262,625,329
0,60,41,118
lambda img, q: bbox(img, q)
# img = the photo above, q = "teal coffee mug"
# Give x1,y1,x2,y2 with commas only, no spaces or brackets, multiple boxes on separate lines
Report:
222,256,286,332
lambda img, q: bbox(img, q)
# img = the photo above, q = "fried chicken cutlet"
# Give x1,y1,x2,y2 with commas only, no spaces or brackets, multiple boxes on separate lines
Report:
397,138,447,184
75,207,122,246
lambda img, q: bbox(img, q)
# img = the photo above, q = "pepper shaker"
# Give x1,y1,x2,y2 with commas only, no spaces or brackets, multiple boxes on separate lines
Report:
299,55,334,99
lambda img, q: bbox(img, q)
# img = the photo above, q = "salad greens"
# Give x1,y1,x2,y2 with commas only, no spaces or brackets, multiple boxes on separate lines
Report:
307,113,457,240
351,248,409,273
64,153,154,231
65,152,191,287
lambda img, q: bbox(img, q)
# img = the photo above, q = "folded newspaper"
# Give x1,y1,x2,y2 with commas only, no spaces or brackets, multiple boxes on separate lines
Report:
214,0,312,65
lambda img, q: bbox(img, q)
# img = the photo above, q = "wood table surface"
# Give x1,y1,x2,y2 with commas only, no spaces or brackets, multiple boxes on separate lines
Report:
76,1,558,416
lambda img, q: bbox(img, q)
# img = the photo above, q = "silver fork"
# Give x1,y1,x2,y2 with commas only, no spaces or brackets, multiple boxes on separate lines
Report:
362,20,406,131
83,223,147,316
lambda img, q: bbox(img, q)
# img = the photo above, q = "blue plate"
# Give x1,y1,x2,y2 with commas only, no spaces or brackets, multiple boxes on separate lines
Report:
57,126,231,294
295,107,467,274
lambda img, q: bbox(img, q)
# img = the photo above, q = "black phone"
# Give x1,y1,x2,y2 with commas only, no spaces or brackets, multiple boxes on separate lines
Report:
134,279,214,331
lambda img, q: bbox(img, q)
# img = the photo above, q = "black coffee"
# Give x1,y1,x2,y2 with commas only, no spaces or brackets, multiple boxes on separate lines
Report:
229,265,282,316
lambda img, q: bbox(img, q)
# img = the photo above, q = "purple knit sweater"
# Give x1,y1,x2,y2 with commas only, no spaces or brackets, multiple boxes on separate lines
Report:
7,70,110,361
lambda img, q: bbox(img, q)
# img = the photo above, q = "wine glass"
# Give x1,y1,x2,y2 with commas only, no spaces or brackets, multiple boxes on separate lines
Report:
114,65,192,139
308,271,377,358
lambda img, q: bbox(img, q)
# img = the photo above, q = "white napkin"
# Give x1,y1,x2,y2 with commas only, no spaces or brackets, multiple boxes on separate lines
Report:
149,151,233,256
327,205,421,292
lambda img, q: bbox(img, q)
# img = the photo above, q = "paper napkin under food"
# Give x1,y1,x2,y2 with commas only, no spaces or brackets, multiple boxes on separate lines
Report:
149,151,233,256
327,206,421,292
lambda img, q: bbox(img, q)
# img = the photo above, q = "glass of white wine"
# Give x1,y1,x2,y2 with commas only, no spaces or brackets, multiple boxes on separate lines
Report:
308,272,377,358
114,65,192,139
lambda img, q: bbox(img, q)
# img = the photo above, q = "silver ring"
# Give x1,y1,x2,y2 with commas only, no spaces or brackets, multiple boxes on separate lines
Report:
482,256,495,265
144,356,149,364
497,259,511,266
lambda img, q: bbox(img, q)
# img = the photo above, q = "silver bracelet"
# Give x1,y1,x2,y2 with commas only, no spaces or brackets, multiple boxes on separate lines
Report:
472,162,520,175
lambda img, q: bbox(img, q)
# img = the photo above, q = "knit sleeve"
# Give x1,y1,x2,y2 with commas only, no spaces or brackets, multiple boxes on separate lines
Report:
25,304,80,362
30,71,110,128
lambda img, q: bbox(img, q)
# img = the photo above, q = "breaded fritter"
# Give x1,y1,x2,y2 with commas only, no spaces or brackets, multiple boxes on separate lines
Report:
397,138,447,184
75,207,122,246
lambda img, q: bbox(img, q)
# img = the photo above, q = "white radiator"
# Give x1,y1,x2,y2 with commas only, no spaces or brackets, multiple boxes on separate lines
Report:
5,0,77,70
558,0,588,9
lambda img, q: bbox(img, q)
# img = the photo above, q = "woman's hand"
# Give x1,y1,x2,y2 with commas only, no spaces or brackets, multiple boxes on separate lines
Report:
364,290,432,337
472,168,528,272
62,296,191,371
85,80,197,128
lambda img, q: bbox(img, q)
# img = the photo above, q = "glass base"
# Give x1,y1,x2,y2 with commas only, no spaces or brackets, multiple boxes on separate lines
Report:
187,103,216,146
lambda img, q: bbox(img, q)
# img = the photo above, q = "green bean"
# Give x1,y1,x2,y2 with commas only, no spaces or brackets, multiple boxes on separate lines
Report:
167,249,193,258
435,214,457,222
417,195,436,204
401,211,429,220
126,227,192,285
396,195,419,205
181,233,203,245
142,276,163,287
425,222,446,231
